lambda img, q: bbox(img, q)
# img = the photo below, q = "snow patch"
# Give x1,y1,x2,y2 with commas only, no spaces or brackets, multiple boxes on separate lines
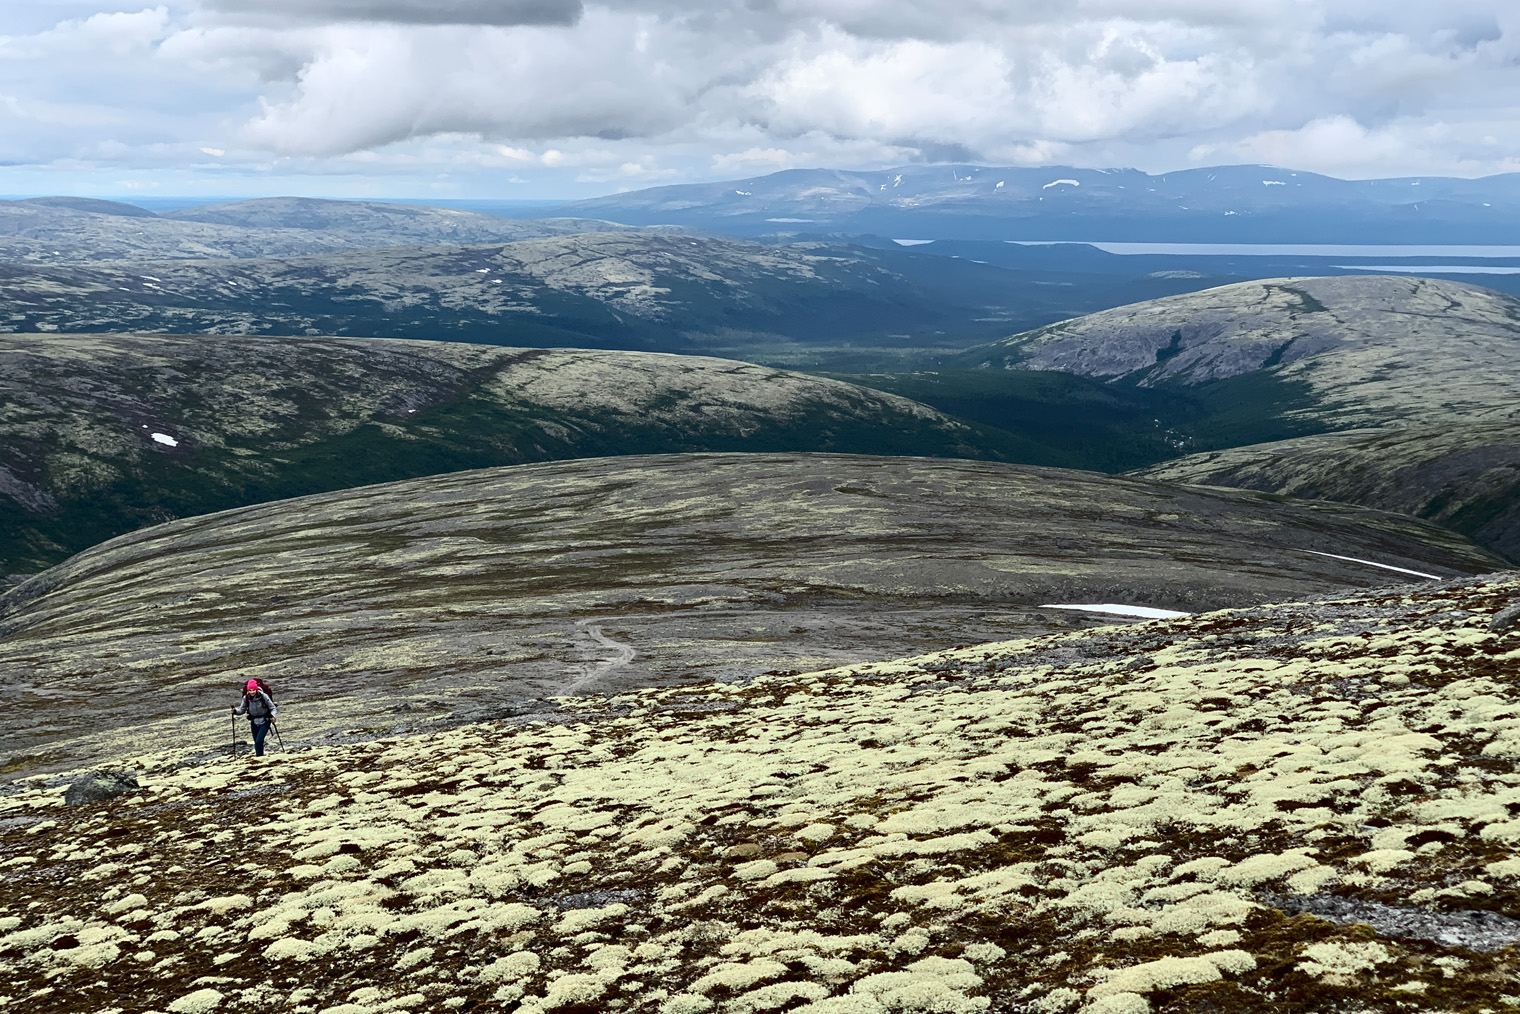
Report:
1040,604,1191,620
1304,551,1441,580
1043,179,1080,189
1262,180,1285,186
765,218,812,223
150,432,179,447
995,181,1005,189
892,239,933,247
734,190,751,196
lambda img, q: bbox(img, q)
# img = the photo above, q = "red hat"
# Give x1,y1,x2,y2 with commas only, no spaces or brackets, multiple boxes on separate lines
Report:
244,679,260,693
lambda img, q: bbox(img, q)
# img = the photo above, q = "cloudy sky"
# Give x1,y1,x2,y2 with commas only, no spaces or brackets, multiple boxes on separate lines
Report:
3,0,1518,199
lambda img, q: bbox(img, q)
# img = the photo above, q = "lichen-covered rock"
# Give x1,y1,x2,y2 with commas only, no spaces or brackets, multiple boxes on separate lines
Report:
1491,601,1520,632
61,769,139,806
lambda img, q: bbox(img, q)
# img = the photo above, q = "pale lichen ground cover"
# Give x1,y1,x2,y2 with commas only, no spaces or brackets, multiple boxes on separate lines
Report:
4,574,1520,1014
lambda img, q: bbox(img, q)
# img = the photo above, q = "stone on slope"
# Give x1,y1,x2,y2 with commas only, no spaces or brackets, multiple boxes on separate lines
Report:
61,769,139,806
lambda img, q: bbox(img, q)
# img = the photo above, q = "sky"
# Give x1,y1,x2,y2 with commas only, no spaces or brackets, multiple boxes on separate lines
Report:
3,0,1519,200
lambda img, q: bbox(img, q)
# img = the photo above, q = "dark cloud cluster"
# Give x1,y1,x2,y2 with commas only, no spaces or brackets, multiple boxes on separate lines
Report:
201,0,584,27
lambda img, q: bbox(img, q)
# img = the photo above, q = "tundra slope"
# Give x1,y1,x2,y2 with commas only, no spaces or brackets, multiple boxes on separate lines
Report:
1138,421,1520,564
3,571,1520,1014
0,334,1035,574
0,452,1502,775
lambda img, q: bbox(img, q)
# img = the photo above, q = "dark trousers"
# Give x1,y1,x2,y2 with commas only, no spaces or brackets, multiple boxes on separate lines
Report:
251,719,270,756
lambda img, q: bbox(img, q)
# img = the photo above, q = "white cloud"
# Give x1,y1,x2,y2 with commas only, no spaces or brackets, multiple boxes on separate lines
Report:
201,0,583,26
2,6,170,58
4,0,1520,193
711,147,801,173
1193,113,1520,178
230,12,697,155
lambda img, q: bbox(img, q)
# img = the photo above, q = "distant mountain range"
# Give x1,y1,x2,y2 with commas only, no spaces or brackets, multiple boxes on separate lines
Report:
557,163,1520,243
0,195,632,264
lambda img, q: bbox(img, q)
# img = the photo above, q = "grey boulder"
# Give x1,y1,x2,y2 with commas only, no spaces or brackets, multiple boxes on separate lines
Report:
63,770,140,806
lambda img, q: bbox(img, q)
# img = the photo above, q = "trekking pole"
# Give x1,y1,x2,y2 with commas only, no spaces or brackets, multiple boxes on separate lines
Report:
231,712,238,759
272,720,286,752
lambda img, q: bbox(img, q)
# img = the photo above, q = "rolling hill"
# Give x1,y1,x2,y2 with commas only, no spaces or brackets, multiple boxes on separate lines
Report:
0,233,1044,358
0,334,1048,575
940,275,1520,446
0,451,1502,775
923,275,1520,560
958,275,1520,428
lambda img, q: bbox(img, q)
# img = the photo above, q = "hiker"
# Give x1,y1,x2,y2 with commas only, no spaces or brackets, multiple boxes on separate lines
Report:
232,679,277,757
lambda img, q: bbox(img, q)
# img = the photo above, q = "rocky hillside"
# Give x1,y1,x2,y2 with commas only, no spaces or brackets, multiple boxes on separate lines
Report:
3,571,1518,1014
0,452,1502,775
0,334,1042,574
1138,422,1520,564
0,197,625,265
959,275,1520,435
951,275,1520,561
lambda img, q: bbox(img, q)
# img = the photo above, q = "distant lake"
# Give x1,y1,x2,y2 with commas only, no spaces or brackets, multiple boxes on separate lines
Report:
1006,241,1520,258
1336,264,1520,274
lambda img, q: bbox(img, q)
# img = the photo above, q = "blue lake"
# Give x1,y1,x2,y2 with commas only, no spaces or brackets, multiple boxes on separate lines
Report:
1005,241,1520,258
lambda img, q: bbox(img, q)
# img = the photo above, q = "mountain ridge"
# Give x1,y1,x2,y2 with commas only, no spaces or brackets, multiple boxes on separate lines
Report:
554,163,1520,243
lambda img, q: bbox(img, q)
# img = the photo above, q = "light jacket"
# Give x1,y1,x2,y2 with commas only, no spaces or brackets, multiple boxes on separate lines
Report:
234,689,277,726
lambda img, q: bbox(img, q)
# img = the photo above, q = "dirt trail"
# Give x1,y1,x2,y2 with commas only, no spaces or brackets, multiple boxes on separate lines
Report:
566,618,637,693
